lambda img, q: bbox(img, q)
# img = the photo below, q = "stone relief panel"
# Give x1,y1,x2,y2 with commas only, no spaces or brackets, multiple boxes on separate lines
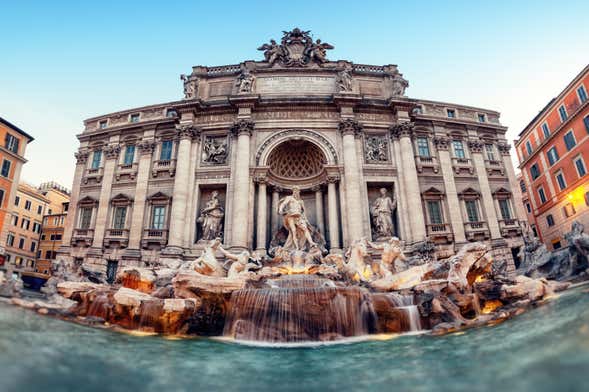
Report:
364,135,390,164
201,135,229,165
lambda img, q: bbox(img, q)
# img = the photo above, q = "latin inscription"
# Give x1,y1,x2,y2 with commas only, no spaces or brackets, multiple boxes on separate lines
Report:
256,76,336,94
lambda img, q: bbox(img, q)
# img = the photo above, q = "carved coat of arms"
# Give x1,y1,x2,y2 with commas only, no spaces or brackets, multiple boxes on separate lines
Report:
257,28,334,67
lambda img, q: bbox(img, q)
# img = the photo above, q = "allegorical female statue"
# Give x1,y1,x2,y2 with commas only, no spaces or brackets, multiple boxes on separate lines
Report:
370,188,397,239
278,186,317,251
197,191,225,240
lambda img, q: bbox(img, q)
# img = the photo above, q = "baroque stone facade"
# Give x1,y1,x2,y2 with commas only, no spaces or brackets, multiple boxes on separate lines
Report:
58,29,526,276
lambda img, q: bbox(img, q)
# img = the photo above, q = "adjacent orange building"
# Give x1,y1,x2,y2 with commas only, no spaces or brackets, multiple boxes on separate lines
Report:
0,117,34,269
515,64,589,249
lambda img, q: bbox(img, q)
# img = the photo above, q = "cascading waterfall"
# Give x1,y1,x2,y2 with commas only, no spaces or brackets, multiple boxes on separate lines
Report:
388,293,422,331
223,275,377,342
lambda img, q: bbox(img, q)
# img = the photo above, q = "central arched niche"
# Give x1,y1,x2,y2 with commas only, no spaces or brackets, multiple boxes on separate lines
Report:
267,140,326,179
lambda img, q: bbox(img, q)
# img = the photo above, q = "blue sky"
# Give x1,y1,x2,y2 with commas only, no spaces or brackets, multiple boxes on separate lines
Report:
1,0,588,187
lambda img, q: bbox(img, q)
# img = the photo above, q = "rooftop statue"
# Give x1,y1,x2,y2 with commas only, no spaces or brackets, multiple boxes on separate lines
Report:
257,28,334,67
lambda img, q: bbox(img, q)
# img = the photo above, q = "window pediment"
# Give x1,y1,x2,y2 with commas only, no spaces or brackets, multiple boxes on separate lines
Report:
78,195,98,206
458,187,481,200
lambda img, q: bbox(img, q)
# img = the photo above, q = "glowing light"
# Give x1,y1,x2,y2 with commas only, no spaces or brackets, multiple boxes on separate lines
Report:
481,300,502,314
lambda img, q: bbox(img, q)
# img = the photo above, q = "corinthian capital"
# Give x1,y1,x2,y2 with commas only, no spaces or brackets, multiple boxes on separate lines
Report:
338,118,363,138
230,119,255,137
497,143,511,155
433,136,450,150
389,121,414,139
467,140,484,153
176,123,200,140
74,150,89,164
103,144,121,160
137,139,156,155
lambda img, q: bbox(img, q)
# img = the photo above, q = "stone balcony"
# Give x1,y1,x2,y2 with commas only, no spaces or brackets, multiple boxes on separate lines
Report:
415,155,439,174
104,228,129,248
451,157,474,175
484,159,505,176
71,228,94,246
116,162,138,181
82,167,103,185
152,159,176,178
426,223,453,243
141,228,168,249
464,221,490,241
499,219,522,237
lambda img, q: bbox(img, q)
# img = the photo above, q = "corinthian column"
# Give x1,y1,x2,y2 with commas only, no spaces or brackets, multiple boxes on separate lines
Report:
165,124,199,253
60,149,90,250
230,119,254,250
338,119,365,242
92,144,121,247
468,140,501,239
126,139,155,253
255,176,268,254
498,143,527,223
313,186,325,237
391,122,426,242
327,175,341,251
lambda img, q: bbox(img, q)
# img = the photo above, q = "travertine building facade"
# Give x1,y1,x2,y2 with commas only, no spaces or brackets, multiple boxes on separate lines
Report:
59,29,525,278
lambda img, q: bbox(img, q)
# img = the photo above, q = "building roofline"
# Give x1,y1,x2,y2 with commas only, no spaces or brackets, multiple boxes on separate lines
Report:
0,117,35,142
518,63,589,138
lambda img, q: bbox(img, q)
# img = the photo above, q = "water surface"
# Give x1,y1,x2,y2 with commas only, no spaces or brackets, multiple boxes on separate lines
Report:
1,286,589,392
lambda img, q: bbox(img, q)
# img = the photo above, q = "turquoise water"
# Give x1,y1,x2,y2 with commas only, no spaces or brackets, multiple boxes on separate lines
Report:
1,287,589,392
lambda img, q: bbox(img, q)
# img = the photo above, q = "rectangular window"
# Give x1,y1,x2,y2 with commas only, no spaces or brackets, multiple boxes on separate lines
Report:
37,205,42,214
575,157,587,177
547,214,555,227
525,141,532,155
151,206,166,229
520,181,526,193
24,200,31,210
416,137,430,157
1,159,11,177
546,146,559,165
584,116,589,133
452,140,465,159
14,196,19,206
478,114,486,123
7,233,14,247
123,145,135,165
113,206,127,229
563,203,576,218
91,150,102,169
130,113,140,123
498,199,511,220
55,234,62,241
99,120,107,129
564,130,576,151
30,242,36,252
11,215,17,226
79,207,93,229
530,163,540,180
555,172,567,191
447,109,456,118
5,134,19,154
160,140,173,161
484,144,496,161
465,200,479,222
538,187,547,204
18,238,25,249
558,105,568,122
427,201,443,224
526,202,531,213
541,123,550,138
578,85,588,103
0,189,4,207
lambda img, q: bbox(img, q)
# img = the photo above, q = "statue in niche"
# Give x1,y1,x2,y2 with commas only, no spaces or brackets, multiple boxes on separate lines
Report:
278,186,317,251
236,68,255,94
202,136,228,164
336,66,353,92
180,74,198,99
370,188,397,239
365,136,388,162
197,191,225,240
391,76,408,96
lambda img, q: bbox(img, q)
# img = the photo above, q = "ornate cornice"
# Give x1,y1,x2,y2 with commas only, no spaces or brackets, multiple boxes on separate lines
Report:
467,140,484,153
389,121,414,139
230,119,255,137
338,118,363,138
75,150,89,164
433,136,450,150
138,139,156,155
103,144,121,160
176,124,200,140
